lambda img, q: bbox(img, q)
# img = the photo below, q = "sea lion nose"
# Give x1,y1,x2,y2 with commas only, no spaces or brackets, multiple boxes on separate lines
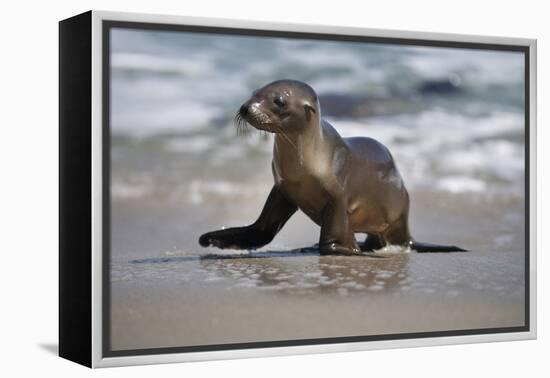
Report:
239,104,249,116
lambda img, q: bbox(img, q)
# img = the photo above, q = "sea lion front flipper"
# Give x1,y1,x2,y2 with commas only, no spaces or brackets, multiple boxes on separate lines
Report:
199,186,297,250
319,199,360,255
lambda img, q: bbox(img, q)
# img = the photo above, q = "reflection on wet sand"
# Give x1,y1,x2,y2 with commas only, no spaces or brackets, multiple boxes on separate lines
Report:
127,246,410,295
197,250,410,296
127,246,411,296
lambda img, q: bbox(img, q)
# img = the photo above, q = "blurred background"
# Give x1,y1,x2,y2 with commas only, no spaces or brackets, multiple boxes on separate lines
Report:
110,28,525,258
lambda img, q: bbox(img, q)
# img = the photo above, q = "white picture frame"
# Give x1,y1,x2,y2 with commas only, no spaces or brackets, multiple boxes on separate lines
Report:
59,10,537,368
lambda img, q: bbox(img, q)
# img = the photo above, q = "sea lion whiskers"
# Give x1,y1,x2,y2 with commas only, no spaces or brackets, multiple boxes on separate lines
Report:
235,111,271,140
234,111,251,136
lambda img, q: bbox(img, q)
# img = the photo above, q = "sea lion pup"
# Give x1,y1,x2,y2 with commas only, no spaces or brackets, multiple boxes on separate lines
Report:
199,79,467,255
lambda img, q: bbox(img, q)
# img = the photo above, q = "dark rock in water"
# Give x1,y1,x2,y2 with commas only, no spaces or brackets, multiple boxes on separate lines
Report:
351,97,411,117
317,76,464,119
318,94,359,117
418,77,463,95
319,93,415,118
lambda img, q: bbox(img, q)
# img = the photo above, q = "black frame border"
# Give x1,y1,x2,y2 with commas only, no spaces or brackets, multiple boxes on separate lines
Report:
59,11,93,367
101,19,531,359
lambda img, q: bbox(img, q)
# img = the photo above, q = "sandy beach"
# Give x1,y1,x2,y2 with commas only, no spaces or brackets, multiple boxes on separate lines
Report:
110,183,525,351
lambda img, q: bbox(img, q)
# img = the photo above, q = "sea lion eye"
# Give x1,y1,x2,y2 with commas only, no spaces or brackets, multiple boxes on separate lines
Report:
274,96,286,108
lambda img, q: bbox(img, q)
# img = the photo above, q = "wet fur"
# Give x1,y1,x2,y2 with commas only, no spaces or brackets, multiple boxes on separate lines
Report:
201,80,468,255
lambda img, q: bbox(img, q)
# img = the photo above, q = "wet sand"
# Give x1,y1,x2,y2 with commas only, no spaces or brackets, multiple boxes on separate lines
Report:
110,188,525,351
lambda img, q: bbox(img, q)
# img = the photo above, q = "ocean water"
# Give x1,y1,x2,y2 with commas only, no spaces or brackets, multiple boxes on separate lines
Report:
111,28,525,203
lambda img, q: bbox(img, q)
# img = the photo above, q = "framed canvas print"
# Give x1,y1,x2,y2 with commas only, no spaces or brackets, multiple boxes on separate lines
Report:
59,10,537,368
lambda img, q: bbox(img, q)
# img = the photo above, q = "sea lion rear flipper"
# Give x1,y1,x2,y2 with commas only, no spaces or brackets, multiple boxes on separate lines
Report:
410,241,469,253
383,216,468,253
360,234,385,252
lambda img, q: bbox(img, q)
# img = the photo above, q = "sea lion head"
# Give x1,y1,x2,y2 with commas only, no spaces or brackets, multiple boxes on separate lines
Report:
236,79,319,134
